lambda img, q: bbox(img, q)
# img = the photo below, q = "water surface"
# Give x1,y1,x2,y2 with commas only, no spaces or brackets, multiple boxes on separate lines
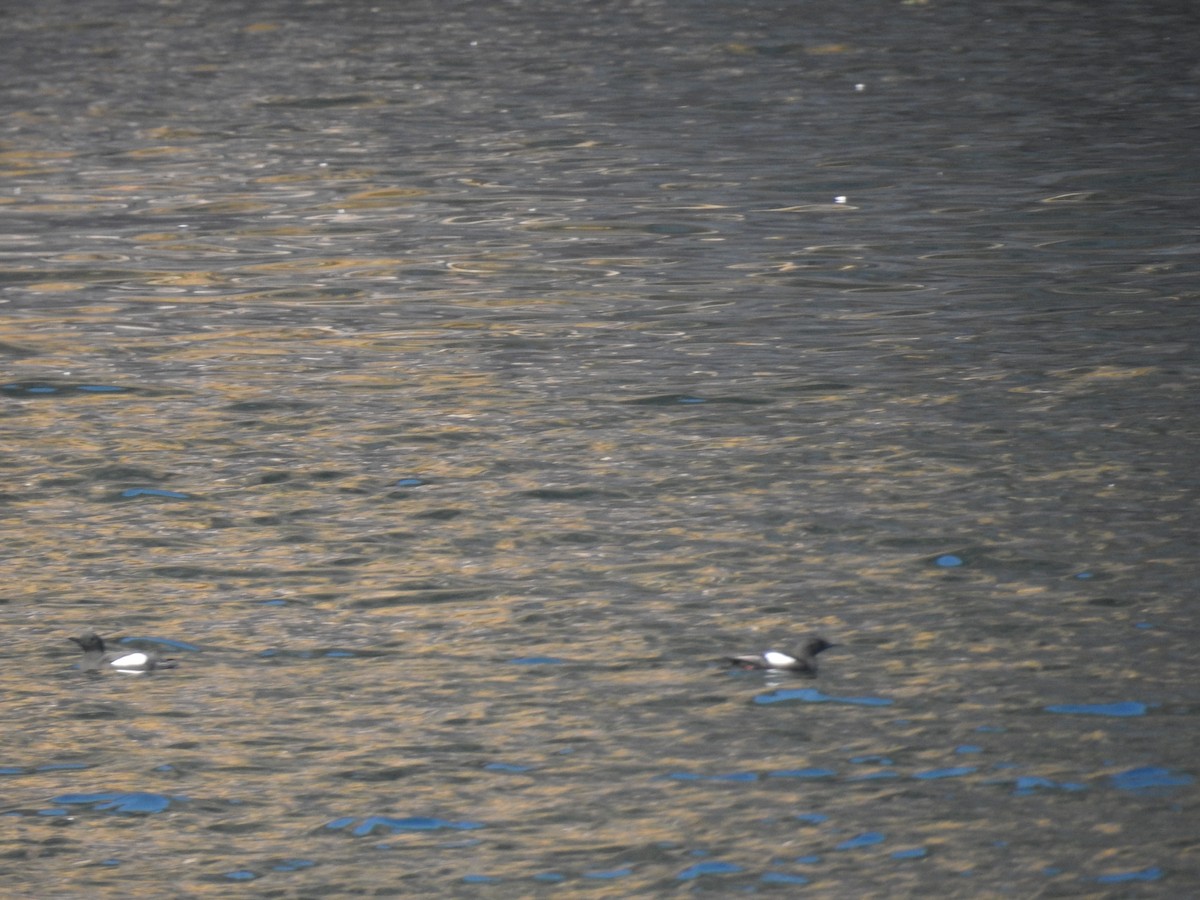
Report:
2,0,1197,894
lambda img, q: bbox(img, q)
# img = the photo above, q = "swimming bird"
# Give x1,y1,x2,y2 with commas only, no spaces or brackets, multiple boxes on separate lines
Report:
723,637,836,675
69,630,178,673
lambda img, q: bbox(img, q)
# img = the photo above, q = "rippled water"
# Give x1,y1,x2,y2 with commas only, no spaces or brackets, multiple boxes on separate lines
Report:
2,0,1197,895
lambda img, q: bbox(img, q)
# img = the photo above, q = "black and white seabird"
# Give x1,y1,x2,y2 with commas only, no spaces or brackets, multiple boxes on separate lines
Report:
70,630,178,673
723,636,836,675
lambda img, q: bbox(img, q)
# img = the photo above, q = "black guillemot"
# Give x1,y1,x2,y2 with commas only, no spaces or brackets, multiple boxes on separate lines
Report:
723,637,836,675
70,630,178,673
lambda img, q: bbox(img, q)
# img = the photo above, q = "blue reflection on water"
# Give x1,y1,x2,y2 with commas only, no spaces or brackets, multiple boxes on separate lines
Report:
4,383,56,393
326,815,485,836
271,859,315,872
754,688,892,706
223,870,256,881
1044,702,1147,716
666,771,758,782
836,832,886,850
624,393,712,405
1096,866,1162,883
762,872,810,884
508,656,566,665
118,637,201,652
120,488,192,500
484,762,535,773
912,767,977,780
1110,767,1193,793
794,814,828,826
5,382,127,395
52,792,182,814
677,860,742,879
1011,776,1087,796
768,767,837,779
3,763,92,776
892,847,927,859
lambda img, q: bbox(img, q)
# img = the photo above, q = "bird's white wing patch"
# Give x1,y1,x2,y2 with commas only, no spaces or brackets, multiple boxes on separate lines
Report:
110,652,150,669
763,651,795,668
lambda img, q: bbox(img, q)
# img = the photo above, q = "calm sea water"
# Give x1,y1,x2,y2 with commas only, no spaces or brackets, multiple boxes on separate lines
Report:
2,0,1197,895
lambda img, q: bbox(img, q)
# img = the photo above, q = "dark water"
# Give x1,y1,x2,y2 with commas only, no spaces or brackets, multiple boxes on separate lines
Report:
2,0,1197,895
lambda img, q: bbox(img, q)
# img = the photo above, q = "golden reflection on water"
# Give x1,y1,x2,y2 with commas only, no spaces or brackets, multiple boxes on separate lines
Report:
2,0,1197,893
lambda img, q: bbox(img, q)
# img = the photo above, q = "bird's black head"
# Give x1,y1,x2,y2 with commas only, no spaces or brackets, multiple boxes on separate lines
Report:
805,636,835,657
70,631,106,654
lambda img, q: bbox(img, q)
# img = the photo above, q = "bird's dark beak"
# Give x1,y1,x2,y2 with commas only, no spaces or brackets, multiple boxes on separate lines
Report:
68,637,82,648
